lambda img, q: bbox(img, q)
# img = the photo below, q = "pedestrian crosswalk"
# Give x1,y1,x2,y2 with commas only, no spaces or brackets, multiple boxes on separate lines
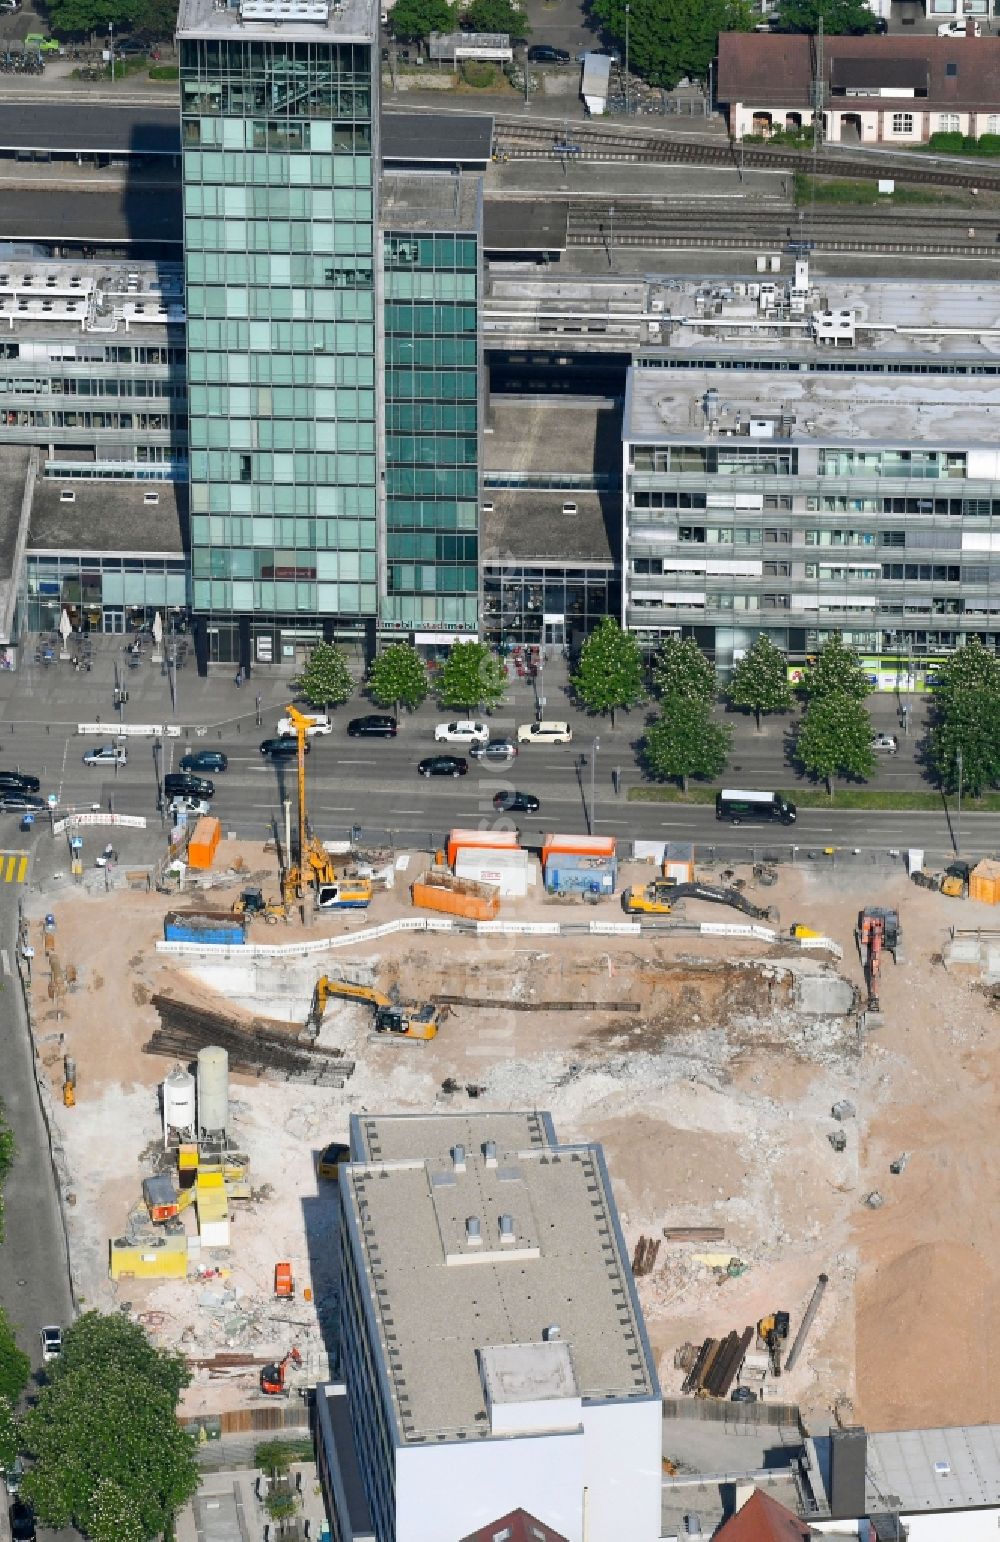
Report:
0,852,29,884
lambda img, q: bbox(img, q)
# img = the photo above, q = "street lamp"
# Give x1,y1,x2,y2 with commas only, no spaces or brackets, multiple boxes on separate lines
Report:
624,3,630,117
956,744,963,857
108,20,114,82
590,736,600,836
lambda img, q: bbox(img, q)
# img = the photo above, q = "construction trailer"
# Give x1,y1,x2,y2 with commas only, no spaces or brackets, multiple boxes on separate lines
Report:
454,846,532,898
446,827,520,869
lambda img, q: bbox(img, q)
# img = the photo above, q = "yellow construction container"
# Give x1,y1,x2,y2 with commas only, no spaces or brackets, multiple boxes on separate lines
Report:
970,859,1000,905
196,1170,230,1247
109,1233,188,1280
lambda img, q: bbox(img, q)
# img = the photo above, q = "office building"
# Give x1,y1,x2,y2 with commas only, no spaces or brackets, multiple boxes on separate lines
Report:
317,1110,661,1542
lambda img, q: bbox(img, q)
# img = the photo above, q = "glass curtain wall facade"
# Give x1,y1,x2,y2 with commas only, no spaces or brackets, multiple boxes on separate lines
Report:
382,222,479,636
178,8,378,667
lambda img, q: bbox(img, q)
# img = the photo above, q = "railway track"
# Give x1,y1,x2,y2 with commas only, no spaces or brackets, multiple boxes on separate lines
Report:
493,116,1000,194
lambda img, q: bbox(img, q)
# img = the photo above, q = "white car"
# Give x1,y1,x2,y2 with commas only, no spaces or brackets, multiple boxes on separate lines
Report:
871,732,899,754
277,714,332,736
168,794,211,817
39,1326,62,1362
82,744,127,767
516,720,573,745
434,720,489,745
938,18,979,34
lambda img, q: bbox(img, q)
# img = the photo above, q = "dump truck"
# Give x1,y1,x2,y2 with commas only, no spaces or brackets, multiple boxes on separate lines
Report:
307,977,441,1040
622,879,778,923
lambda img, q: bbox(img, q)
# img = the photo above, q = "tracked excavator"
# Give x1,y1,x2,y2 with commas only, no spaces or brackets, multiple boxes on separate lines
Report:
260,1347,302,1396
757,1312,790,1377
855,906,901,1016
622,878,779,923
307,977,442,1040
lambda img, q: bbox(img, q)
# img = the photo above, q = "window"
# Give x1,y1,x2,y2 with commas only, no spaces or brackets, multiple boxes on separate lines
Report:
937,113,960,132
986,115,1000,134
892,113,915,134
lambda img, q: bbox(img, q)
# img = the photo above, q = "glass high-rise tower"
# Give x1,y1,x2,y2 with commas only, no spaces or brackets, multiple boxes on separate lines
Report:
177,0,379,672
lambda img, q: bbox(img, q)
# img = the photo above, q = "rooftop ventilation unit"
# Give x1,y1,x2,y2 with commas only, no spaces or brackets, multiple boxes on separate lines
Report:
240,0,330,18
465,1216,482,1244
452,1143,466,1172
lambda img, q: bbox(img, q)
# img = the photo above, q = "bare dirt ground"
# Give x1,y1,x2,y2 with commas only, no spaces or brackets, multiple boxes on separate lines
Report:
22,844,1000,1429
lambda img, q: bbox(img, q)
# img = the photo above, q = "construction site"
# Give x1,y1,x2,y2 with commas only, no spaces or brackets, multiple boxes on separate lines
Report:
20,788,1000,1438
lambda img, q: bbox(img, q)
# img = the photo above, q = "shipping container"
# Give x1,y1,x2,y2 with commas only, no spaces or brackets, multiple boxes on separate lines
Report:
970,858,1000,905
455,846,532,899
196,1171,230,1248
446,827,520,869
412,873,500,920
163,910,246,946
542,833,616,863
109,1233,188,1281
544,854,617,896
188,815,222,870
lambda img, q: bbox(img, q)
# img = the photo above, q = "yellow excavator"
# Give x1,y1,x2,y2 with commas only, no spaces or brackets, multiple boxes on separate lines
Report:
757,1312,790,1377
307,977,441,1040
623,877,778,923
279,704,372,910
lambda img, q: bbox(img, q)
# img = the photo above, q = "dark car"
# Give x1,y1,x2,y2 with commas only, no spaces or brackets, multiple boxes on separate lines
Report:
469,739,517,763
0,793,45,812
348,714,398,738
528,43,570,62
180,750,228,773
9,1501,35,1542
260,737,310,759
164,772,215,799
0,771,40,793
417,755,468,778
492,790,540,813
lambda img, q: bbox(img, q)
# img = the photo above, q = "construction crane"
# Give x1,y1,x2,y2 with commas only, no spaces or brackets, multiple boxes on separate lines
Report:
855,907,901,1015
260,1346,302,1397
622,879,778,923
278,704,371,908
307,977,441,1040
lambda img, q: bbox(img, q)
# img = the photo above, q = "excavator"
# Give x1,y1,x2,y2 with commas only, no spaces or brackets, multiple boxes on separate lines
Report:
622,876,778,923
260,1346,302,1397
757,1312,790,1377
279,704,372,911
855,906,901,1015
307,977,441,1040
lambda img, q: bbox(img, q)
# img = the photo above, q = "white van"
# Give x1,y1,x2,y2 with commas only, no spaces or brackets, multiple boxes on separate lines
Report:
517,720,573,745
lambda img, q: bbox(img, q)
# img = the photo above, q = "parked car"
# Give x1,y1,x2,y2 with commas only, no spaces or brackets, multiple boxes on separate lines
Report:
9,1501,35,1542
180,750,228,773
434,720,489,744
277,712,332,736
260,737,310,759
164,772,214,798
347,714,397,738
168,794,211,817
493,790,540,813
575,45,619,61
0,771,40,793
39,1325,63,1362
0,793,45,812
469,739,517,763
527,43,570,62
418,755,469,777
516,720,573,745
83,743,127,766
871,733,899,754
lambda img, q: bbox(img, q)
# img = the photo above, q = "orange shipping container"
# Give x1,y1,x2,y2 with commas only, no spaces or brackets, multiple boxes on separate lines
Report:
446,827,519,869
188,815,222,870
970,858,1000,906
542,833,616,863
412,878,500,921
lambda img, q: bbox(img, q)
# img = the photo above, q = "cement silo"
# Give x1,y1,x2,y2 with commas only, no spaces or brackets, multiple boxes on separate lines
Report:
162,1062,196,1147
197,1045,229,1140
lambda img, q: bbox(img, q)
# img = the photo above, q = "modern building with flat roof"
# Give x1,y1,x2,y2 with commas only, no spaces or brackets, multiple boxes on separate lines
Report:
319,1110,661,1542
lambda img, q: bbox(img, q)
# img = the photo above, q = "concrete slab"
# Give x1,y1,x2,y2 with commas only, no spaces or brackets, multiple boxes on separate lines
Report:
793,975,856,1016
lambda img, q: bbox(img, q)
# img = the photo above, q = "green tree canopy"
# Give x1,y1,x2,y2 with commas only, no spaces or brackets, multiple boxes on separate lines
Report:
462,0,529,33
928,688,1000,796
642,698,731,791
0,1108,14,1244
22,1313,197,1542
0,1309,30,1406
800,635,873,702
437,641,506,713
728,634,794,730
592,0,752,88
0,1396,21,1473
651,636,716,704
795,693,875,795
293,642,353,711
775,0,876,33
45,0,140,35
389,0,454,38
367,644,429,717
571,617,645,725
929,637,1000,704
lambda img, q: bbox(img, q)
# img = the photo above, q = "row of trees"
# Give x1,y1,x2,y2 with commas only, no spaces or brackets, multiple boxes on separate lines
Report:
295,638,506,717
388,0,528,41
38,0,176,43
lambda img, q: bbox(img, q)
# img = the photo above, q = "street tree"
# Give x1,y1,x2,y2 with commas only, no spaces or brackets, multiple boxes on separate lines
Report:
437,641,506,713
928,688,1000,795
89,1478,145,1542
293,642,353,711
389,0,454,37
800,635,872,702
46,0,141,36
367,643,429,720
0,1309,30,1406
463,0,529,34
0,1108,14,1243
22,1313,198,1541
642,698,731,791
928,636,1000,704
591,0,752,89
571,617,645,726
0,1397,21,1473
651,635,716,704
775,0,876,33
728,633,794,730
795,693,875,796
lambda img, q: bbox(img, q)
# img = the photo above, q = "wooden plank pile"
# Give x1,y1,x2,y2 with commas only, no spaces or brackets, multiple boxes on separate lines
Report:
145,994,356,1086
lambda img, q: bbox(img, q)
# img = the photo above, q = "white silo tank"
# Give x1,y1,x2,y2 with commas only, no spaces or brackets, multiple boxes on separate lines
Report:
162,1063,196,1146
197,1045,229,1138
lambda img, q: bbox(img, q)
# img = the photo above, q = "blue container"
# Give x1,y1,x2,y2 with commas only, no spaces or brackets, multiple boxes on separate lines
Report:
544,856,617,895
163,912,246,946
